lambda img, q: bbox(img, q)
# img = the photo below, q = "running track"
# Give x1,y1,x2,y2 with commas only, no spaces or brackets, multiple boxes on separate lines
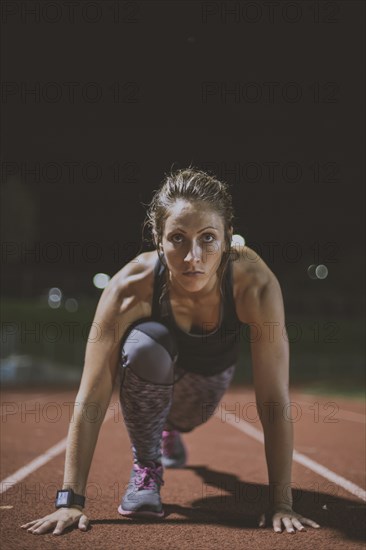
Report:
1,385,365,549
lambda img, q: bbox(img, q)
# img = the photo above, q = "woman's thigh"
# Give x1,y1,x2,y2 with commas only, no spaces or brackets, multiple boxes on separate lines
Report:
166,364,236,433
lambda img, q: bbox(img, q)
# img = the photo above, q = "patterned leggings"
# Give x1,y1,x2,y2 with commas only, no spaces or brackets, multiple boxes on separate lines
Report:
118,320,236,466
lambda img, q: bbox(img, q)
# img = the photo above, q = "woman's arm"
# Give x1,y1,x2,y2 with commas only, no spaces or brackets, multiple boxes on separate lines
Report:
61,280,127,497
242,274,292,506
21,269,148,535
239,272,320,532
248,276,292,508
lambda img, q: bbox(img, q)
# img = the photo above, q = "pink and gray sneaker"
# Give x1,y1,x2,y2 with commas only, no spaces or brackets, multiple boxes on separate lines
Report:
161,430,188,469
118,460,165,518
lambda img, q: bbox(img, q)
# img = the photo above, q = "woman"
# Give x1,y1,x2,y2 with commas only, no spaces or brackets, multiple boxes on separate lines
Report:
21,168,320,535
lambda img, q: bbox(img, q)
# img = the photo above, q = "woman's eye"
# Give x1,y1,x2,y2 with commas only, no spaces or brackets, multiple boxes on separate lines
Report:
203,233,215,242
171,233,216,244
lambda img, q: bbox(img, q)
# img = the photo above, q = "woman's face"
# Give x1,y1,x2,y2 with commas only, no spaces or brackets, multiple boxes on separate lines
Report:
160,200,228,295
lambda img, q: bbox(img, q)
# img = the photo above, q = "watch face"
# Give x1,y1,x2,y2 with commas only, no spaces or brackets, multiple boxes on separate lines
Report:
57,491,70,505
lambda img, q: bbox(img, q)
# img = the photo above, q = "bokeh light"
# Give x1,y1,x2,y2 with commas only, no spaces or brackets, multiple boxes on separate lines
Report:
93,273,110,289
316,264,328,279
48,287,62,302
307,265,318,279
48,287,62,308
307,264,329,280
231,234,245,247
48,299,61,309
65,298,79,312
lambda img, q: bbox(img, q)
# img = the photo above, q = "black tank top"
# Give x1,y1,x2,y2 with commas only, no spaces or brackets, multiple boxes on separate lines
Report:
151,254,243,376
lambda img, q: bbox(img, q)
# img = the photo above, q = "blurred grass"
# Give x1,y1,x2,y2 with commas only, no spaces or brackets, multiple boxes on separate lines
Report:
231,313,365,392
294,383,365,400
1,299,365,395
0,297,98,369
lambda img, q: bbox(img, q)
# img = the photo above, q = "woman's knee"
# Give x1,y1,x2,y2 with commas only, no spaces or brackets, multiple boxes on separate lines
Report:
121,320,177,385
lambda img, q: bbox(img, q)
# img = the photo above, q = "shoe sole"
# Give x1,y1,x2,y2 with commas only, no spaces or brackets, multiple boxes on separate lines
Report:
118,504,165,518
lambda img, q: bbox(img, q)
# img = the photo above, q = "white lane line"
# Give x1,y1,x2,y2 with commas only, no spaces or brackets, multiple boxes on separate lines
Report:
217,412,366,503
0,438,67,495
0,409,115,495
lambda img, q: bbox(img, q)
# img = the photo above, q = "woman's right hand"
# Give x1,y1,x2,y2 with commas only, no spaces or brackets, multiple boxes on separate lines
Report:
20,506,89,535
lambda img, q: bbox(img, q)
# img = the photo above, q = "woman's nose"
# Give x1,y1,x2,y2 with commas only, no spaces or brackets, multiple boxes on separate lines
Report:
184,242,202,262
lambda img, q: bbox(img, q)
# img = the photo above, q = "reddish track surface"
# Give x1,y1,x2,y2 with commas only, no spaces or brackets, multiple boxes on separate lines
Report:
1,385,365,549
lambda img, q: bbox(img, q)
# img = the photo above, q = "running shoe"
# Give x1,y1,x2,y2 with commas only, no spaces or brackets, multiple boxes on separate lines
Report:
118,460,165,518
161,429,187,469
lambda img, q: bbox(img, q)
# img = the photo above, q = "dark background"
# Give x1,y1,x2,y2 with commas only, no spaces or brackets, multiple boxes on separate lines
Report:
0,1,365,390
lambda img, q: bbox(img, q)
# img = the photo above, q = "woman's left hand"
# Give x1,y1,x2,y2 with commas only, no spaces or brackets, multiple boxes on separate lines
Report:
258,505,321,533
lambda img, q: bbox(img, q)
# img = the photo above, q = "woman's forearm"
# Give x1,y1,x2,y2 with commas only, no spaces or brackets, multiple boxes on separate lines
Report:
261,403,294,508
62,398,109,496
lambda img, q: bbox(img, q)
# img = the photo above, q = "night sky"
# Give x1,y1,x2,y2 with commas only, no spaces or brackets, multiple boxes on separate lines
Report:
1,1,364,314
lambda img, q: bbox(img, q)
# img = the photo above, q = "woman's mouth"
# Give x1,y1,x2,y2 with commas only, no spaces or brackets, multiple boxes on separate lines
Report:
183,271,204,276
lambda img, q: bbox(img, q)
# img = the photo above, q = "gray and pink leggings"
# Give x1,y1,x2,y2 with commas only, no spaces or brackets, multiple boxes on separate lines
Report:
118,320,236,466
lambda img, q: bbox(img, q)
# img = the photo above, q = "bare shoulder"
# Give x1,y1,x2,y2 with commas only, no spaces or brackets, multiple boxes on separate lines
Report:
90,250,159,347
84,250,160,354
105,250,159,312
231,245,281,323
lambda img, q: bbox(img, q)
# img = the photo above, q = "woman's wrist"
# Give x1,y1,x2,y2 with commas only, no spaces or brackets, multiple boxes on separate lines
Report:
71,504,84,511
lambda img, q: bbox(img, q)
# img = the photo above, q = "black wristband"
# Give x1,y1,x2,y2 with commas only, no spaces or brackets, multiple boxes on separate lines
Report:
55,489,85,509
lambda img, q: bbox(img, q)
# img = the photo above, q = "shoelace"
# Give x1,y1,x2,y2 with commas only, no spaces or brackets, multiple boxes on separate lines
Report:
162,430,178,456
133,465,164,491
